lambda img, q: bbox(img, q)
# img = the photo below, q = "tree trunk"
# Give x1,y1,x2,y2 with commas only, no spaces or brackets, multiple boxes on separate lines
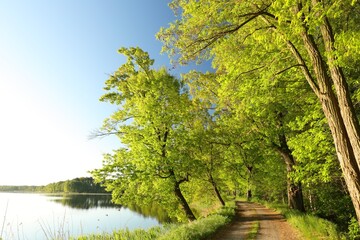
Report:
288,181,305,212
295,15,360,222
316,0,360,169
170,170,196,221
276,132,306,212
174,180,196,221
209,174,225,206
317,90,360,223
308,189,316,211
213,182,226,206
246,165,253,201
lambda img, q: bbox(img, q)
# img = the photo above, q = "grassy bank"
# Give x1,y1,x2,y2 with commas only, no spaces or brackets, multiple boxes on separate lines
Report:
74,205,235,240
260,201,356,240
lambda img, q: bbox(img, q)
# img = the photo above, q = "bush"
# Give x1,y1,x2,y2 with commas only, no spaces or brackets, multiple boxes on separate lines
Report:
348,217,360,240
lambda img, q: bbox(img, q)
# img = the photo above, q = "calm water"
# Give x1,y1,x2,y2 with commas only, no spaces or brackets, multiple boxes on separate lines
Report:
0,192,167,239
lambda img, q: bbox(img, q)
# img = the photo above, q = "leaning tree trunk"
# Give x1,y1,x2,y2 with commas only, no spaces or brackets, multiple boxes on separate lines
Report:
171,171,196,221
276,133,306,212
294,10,360,222
317,0,360,170
316,86,360,223
209,174,225,206
174,181,196,221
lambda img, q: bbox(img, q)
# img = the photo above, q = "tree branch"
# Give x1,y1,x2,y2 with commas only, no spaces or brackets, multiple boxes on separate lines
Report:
186,7,272,58
88,129,125,140
274,64,305,76
155,168,173,179
257,14,320,95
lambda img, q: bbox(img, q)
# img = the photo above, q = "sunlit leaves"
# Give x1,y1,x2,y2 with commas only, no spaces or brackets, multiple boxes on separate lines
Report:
92,47,196,219
157,0,360,213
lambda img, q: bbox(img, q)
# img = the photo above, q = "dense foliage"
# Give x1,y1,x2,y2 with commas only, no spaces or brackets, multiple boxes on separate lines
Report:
93,0,360,235
43,177,106,193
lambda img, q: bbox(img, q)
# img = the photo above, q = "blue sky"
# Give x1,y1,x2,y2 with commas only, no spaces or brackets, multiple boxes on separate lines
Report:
0,1,206,185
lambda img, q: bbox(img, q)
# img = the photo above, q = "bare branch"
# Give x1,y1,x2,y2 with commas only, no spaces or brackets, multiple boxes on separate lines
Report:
88,129,125,140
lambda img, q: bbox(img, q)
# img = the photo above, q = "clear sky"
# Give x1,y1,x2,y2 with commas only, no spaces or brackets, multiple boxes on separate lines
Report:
0,1,200,186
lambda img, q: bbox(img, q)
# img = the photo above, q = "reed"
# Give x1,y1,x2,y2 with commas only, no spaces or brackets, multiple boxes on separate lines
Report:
0,201,8,239
39,211,71,240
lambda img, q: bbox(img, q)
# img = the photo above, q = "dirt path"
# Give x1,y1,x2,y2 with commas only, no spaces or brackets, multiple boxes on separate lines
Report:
209,201,303,240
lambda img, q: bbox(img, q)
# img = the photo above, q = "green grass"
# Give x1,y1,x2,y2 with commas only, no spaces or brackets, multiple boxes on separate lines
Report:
73,205,235,240
262,202,343,240
74,226,166,240
157,214,230,240
246,221,260,240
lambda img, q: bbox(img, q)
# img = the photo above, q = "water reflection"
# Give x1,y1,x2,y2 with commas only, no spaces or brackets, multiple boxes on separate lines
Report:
47,194,172,223
47,194,116,209
0,193,165,239
125,203,172,223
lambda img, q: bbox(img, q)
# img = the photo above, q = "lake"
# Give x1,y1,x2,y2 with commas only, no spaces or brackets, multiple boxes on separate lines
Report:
0,192,168,239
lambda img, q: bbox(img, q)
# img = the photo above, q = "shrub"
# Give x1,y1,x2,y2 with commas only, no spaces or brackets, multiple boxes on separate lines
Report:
348,217,360,240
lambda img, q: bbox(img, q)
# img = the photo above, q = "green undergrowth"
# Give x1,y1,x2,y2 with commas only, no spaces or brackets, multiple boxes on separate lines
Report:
74,205,235,240
260,201,343,240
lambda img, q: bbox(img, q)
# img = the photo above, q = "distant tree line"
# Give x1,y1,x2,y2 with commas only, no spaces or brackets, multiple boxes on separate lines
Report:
0,177,106,193
0,185,42,192
44,177,107,193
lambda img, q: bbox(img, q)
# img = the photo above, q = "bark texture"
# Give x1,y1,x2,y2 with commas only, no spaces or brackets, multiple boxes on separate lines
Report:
276,133,306,212
291,2,360,222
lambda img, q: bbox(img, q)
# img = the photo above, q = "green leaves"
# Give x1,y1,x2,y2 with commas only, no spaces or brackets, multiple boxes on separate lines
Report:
158,0,360,219
92,47,201,220
93,0,360,227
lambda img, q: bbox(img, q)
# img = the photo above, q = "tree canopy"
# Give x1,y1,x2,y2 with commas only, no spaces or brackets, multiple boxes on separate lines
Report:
93,0,360,232
158,0,360,225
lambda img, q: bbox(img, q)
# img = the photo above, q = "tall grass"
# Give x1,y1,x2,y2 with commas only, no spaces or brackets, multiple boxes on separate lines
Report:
263,202,342,240
285,211,340,239
157,214,229,240
75,226,166,240
0,201,8,239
